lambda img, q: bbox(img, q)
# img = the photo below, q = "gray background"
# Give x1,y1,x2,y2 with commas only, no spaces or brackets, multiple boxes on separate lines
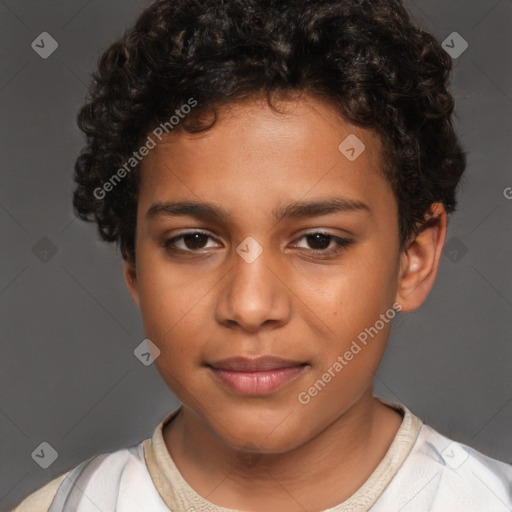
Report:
0,0,511,509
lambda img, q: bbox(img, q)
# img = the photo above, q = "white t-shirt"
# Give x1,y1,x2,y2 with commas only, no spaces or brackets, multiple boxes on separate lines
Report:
13,400,512,511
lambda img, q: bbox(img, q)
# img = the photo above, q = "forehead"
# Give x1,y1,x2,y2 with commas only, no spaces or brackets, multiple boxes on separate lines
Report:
137,95,391,221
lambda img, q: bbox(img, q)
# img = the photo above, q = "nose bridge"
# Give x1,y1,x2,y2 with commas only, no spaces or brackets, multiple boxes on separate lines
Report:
216,237,290,331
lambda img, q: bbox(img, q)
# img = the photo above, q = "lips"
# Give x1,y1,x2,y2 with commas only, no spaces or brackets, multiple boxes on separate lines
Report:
207,356,308,395
207,356,307,372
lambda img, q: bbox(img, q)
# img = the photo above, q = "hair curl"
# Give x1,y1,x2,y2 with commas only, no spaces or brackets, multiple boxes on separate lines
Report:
73,0,466,263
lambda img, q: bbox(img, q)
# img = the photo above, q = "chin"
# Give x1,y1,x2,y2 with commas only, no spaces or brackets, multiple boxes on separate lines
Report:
213,414,308,455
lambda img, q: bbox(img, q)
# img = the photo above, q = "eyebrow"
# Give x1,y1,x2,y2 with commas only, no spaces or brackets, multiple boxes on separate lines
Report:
146,197,370,225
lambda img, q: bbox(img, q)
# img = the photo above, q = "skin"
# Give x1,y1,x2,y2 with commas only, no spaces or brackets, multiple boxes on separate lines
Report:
124,93,447,511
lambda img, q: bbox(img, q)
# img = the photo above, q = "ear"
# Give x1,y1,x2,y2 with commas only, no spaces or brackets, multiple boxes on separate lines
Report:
123,259,140,308
395,203,447,312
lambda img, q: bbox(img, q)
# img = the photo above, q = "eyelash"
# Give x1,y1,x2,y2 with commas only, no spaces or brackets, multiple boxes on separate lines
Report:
162,230,354,257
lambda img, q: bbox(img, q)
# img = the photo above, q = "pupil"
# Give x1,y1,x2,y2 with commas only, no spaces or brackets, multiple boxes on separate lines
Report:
307,234,330,250
185,233,207,249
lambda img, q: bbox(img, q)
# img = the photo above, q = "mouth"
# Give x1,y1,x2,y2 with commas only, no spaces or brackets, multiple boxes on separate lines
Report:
206,356,309,395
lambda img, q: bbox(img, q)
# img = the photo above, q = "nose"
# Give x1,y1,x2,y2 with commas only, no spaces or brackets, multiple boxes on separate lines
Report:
215,243,291,333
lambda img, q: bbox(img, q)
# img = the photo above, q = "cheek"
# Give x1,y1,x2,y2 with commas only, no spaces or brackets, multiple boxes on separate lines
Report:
135,248,192,340
135,248,214,366
299,245,398,378
319,249,397,326
300,274,395,414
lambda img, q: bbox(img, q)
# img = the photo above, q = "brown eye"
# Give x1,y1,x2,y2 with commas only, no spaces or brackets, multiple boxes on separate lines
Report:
162,231,219,253
293,231,354,256
305,233,332,250
181,232,209,250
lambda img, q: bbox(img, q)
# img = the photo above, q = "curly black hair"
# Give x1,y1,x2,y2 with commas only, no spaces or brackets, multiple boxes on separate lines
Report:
73,0,466,264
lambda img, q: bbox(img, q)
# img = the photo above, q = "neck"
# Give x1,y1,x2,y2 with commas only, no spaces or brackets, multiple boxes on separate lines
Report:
163,391,403,512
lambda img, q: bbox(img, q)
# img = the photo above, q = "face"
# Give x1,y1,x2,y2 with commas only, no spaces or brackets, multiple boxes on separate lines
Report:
124,94,442,453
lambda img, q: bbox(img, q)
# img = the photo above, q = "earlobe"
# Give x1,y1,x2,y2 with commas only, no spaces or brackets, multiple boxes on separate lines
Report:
123,260,140,308
395,203,447,312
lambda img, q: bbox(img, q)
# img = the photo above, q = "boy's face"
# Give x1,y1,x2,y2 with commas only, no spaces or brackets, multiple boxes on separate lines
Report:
125,94,439,452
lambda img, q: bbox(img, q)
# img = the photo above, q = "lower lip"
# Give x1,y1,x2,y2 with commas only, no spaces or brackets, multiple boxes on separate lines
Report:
209,365,307,395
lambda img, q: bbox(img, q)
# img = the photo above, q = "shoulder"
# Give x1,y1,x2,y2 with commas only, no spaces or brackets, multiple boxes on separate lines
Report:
11,472,69,512
375,422,512,511
12,439,165,512
415,423,512,485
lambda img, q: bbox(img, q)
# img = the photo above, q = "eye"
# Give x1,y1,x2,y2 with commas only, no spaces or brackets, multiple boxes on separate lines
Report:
162,230,220,253
293,231,354,256
162,230,354,257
